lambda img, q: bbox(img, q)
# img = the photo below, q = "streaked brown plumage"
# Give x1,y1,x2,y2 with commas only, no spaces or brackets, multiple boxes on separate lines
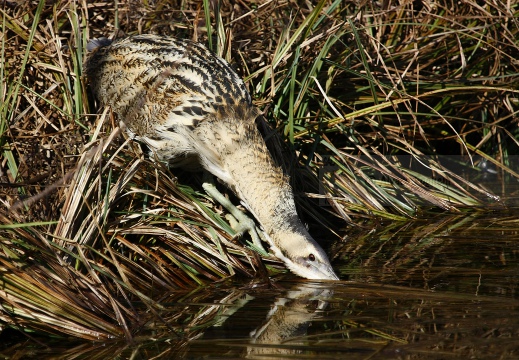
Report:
84,34,337,280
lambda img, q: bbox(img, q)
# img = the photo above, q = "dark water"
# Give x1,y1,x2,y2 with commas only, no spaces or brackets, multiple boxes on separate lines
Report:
2,212,519,359
184,213,519,359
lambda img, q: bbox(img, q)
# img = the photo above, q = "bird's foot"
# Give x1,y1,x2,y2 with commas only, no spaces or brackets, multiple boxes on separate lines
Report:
202,182,268,254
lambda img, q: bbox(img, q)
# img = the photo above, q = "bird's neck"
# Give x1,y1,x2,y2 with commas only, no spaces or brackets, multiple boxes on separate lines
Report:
223,139,310,249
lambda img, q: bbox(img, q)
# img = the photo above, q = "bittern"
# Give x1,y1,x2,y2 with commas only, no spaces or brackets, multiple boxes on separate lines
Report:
84,34,338,280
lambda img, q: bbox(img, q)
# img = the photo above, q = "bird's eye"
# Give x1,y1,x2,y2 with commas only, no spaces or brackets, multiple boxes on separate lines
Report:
308,254,315,261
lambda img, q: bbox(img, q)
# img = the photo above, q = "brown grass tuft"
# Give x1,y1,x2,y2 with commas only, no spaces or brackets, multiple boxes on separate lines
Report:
0,0,518,341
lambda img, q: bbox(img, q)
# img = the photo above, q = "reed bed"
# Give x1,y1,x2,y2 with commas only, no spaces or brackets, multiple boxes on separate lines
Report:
0,0,518,344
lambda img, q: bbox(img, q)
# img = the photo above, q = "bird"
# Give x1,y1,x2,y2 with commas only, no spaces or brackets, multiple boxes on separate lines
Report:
84,34,338,280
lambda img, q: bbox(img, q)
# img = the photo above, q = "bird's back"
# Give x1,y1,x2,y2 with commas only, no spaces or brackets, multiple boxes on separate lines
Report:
84,34,255,169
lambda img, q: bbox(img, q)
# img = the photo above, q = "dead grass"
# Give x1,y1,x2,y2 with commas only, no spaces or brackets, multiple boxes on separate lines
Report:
0,0,518,342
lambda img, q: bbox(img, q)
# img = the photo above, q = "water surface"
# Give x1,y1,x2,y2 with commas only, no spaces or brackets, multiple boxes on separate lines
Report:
2,212,518,359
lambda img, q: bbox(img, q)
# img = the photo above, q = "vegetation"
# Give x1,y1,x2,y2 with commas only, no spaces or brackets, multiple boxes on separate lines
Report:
0,0,518,345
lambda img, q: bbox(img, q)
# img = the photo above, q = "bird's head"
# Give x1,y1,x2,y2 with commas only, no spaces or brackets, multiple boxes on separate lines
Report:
269,230,339,280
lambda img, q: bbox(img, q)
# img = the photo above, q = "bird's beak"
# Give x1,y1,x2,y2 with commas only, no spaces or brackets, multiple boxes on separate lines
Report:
310,263,339,281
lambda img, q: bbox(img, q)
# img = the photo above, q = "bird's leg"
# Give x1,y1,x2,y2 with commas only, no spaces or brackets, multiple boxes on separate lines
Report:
202,180,268,254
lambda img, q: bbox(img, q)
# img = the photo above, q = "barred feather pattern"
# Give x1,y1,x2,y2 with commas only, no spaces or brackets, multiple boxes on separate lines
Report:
84,34,337,280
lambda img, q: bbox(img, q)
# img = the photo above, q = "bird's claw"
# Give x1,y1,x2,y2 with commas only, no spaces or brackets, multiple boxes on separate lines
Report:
224,213,267,253
203,182,268,254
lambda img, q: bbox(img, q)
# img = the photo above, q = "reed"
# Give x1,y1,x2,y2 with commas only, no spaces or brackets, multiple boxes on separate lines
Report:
0,0,517,341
